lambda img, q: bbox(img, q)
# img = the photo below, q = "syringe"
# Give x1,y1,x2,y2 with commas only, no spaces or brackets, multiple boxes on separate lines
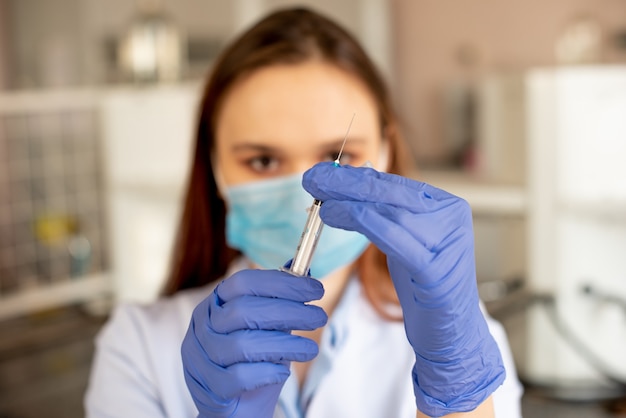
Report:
283,114,355,277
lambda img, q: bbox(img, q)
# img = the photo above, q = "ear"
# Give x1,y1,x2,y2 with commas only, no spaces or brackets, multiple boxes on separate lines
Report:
211,156,228,201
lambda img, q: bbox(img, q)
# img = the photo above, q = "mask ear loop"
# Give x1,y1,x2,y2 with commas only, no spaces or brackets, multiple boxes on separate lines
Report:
362,140,390,171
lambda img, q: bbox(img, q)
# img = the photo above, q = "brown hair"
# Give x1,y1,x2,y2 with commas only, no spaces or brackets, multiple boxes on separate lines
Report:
162,7,413,318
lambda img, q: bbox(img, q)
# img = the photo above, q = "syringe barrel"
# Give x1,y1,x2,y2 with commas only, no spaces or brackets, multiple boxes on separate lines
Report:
288,199,324,276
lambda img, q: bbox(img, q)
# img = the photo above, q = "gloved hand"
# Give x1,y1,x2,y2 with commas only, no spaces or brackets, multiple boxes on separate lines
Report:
182,269,328,418
303,162,505,417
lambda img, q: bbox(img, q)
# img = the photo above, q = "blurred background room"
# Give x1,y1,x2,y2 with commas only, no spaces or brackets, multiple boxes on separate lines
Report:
0,0,626,416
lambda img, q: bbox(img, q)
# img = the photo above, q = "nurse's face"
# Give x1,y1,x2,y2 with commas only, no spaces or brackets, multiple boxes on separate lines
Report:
214,60,386,186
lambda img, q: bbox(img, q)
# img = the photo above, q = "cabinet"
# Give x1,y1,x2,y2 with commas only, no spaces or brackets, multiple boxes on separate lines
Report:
0,89,110,319
101,82,201,302
525,67,626,392
0,83,201,317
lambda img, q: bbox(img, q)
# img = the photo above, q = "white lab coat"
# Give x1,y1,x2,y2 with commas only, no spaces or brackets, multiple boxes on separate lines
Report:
85,259,523,417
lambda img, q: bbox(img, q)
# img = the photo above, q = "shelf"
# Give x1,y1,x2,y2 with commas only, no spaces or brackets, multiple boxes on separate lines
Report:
558,201,626,222
0,273,112,320
0,88,99,114
417,170,527,216
416,171,626,221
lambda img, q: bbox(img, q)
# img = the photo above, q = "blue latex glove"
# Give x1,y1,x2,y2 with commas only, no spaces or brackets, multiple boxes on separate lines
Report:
303,162,505,417
181,269,328,418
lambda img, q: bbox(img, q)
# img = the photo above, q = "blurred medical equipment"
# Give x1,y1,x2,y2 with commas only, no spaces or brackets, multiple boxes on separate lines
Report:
118,0,185,83
283,114,355,277
555,15,603,65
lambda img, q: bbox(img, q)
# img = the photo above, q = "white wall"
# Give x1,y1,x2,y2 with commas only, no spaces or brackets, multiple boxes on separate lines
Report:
7,0,83,88
264,0,392,80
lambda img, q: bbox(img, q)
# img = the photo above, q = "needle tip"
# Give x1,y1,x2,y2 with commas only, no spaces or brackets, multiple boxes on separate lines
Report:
336,113,356,165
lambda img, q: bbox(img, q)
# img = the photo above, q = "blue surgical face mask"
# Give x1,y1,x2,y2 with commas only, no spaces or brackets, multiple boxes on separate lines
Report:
224,173,370,278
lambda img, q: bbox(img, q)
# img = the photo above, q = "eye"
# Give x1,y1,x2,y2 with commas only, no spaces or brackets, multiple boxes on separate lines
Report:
324,151,355,165
323,151,340,162
246,155,280,173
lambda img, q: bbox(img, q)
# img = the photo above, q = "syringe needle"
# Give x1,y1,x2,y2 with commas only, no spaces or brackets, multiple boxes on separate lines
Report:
334,112,356,166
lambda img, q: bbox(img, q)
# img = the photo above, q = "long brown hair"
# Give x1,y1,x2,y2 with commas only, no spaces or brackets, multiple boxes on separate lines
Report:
162,7,413,317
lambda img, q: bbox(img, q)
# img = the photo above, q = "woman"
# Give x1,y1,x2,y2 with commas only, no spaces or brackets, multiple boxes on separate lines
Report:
85,7,523,418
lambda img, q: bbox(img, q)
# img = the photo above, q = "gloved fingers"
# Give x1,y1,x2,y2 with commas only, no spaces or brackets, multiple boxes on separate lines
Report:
236,384,284,418
185,353,290,400
183,291,296,418
201,329,319,366
183,368,237,416
323,198,470,252
203,359,291,399
210,294,328,333
303,162,460,212
319,199,479,304
318,200,435,271
183,325,289,413
216,269,324,304
386,251,474,312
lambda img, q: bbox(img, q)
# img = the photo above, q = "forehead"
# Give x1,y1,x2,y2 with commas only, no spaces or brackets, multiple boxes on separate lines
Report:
215,61,381,146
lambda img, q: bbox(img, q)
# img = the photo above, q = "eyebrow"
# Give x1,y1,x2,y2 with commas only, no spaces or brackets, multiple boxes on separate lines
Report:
229,138,368,153
230,143,277,153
